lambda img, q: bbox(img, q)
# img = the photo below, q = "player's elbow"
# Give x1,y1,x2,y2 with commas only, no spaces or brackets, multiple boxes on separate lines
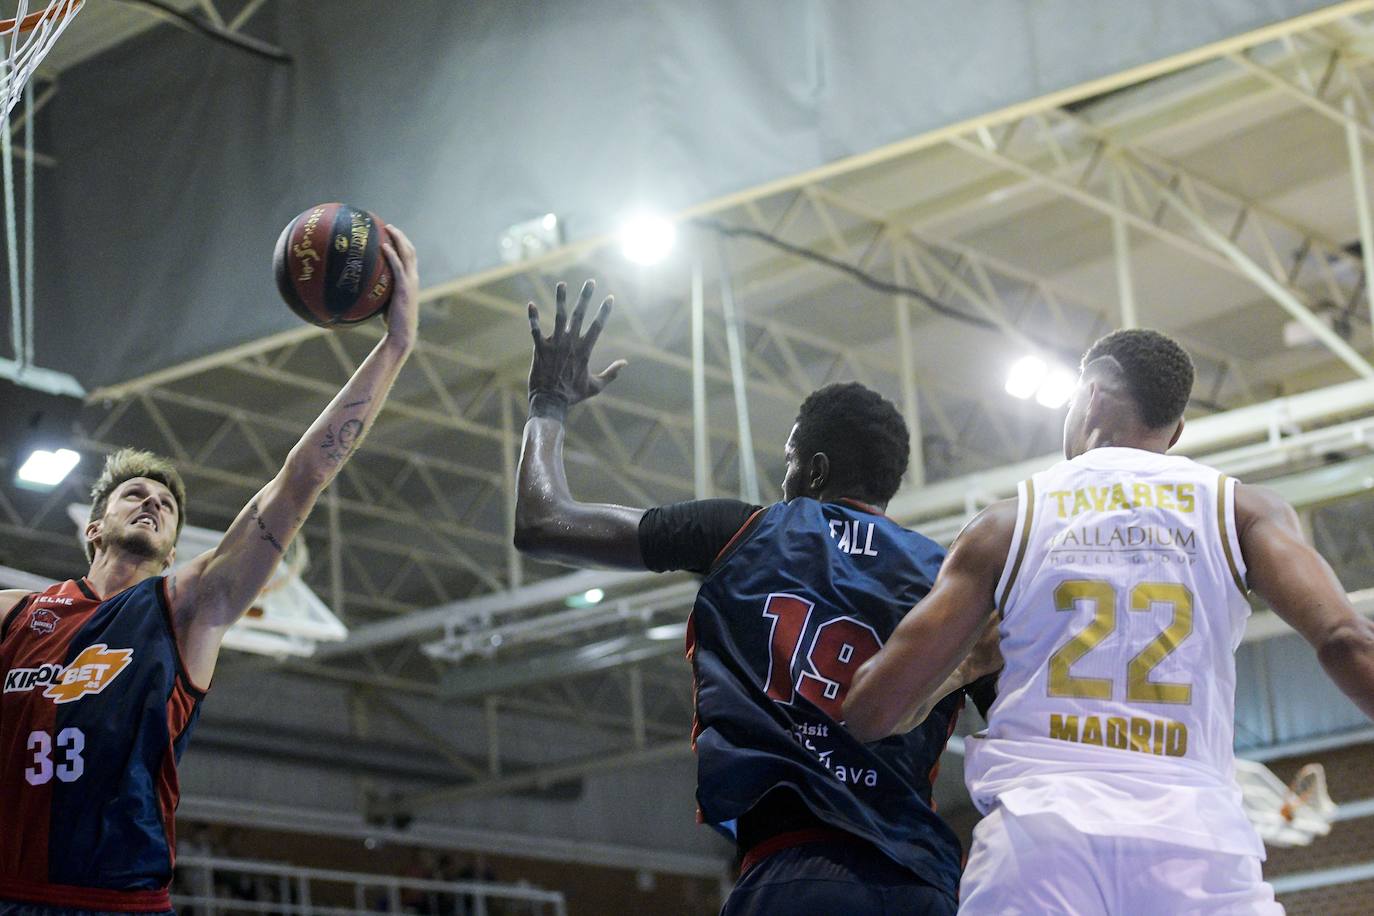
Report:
1317,617,1374,675
842,666,897,743
513,497,568,558
512,512,553,556
843,704,895,744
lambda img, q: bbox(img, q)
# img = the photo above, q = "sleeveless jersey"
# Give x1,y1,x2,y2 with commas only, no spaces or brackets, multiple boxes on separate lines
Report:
689,498,964,893
0,576,204,912
964,446,1263,857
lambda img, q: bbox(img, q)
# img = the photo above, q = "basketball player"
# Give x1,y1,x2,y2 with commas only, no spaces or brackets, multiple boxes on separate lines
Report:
515,280,996,915
844,329,1374,914
0,227,421,915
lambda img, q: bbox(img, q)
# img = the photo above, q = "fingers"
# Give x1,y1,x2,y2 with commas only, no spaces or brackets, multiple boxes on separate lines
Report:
552,282,568,343
385,224,416,259
593,358,628,388
568,279,595,339
528,302,543,345
381,242,402,278
384,224,419,276
581,295,614,353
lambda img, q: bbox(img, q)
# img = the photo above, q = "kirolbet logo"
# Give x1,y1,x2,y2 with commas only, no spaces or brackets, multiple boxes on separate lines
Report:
2,644,134,704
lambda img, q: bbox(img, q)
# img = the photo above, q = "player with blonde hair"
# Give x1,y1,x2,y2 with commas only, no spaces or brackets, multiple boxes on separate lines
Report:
0,228,421,916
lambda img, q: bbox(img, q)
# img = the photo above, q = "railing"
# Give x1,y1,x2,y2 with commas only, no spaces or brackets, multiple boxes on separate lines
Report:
172,854,567,916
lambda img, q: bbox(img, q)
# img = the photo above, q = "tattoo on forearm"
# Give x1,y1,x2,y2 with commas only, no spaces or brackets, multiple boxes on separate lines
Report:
342,398,372,409
321,418,366,465
248,501,286,554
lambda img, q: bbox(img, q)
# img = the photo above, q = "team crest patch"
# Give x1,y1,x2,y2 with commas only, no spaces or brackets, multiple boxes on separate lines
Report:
40,644,134,704
28,607,59,635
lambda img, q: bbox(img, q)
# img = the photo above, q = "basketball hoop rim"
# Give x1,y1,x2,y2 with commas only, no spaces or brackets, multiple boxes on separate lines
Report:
0,0,82,35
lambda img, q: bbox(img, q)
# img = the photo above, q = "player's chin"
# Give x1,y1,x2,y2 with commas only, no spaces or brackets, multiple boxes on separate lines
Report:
109,528,172,563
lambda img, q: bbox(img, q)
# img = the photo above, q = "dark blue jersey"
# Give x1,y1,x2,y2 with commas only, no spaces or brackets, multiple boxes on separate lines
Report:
0,576,203,912
687,498,963,893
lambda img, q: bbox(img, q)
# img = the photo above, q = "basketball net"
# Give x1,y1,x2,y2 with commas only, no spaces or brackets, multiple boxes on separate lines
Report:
0,1,82,119
1235,758,1338,847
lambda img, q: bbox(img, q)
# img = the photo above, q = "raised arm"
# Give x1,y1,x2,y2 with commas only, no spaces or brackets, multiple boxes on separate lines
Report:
843,500,1016,742
1237,483,1374,719
169,226,421,686
514,280,645,569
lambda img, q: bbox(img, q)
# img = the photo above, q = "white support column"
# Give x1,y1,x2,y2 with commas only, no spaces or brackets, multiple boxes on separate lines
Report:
893,250,925,486
500,389,522,589
627,664,647,750
717,242,760,503
484,696,501,777
327,485,345,620
1345,94,1374,332
1108,161,1138,329
691,257,711,499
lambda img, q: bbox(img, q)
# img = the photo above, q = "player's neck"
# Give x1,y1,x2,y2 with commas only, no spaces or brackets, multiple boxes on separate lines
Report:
85,550,164,599
815,488,888,513
1080,425,1173,455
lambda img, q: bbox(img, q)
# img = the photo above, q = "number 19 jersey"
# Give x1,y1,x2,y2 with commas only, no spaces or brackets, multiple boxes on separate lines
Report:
689,497,964,894
964,446,1263,857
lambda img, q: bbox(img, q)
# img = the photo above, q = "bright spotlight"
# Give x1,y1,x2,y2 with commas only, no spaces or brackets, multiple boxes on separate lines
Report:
1035,369,1078,409
15,447,80,489
619,213,676,265
564,586,607,609
1005,356,1048,399
646,622,686,641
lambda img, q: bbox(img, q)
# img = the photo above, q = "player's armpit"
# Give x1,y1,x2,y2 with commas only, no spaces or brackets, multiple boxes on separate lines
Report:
843,500,1015,742
1237,483,1374,720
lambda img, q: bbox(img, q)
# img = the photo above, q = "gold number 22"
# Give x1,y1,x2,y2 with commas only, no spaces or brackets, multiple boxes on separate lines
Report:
1047,580,1193,704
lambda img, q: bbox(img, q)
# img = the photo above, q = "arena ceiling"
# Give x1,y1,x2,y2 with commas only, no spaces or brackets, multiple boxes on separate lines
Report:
7,1,1374,824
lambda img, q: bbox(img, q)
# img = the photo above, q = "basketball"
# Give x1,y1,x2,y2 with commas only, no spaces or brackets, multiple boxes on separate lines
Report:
273,202,394,327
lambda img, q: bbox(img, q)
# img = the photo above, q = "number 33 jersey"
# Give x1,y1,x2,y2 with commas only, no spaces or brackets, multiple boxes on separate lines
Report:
0,575,204,911
689,497,964,893
965,446,1262,857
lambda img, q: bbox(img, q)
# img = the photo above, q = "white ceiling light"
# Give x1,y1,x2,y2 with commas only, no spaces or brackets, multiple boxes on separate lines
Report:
15,448,80,489
1035,368,1078,409
619,213,676,265
1005,355,1048,399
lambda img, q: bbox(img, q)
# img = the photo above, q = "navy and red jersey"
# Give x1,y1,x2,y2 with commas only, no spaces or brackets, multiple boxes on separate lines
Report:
0,576,204,912
685,498,963,894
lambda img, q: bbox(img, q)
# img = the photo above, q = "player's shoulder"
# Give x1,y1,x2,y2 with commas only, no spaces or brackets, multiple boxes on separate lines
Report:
947,498,1019,570
1230,481,1296,531
0,588,33,627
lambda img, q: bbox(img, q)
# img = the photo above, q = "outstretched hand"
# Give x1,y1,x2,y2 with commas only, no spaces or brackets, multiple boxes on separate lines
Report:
527,279,627,421
380,224,420,352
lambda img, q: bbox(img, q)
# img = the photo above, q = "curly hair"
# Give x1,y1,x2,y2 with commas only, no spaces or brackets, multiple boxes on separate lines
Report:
86,448,187,561
792,382,909,504
1081,329,1194,429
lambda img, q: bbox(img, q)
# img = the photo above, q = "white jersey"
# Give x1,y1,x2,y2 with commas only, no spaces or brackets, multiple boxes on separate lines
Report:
963,446,1264,857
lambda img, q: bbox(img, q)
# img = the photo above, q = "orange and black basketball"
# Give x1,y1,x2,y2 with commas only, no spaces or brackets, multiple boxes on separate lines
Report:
273,202,393,327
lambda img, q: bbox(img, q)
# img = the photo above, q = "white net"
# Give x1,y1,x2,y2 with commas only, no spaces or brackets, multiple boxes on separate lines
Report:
1235,758,1338,848
0,0,81,119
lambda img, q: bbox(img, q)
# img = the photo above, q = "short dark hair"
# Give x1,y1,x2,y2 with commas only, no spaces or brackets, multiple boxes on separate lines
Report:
793,382,909,504
1081,329,1193,429
86,448,187,561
